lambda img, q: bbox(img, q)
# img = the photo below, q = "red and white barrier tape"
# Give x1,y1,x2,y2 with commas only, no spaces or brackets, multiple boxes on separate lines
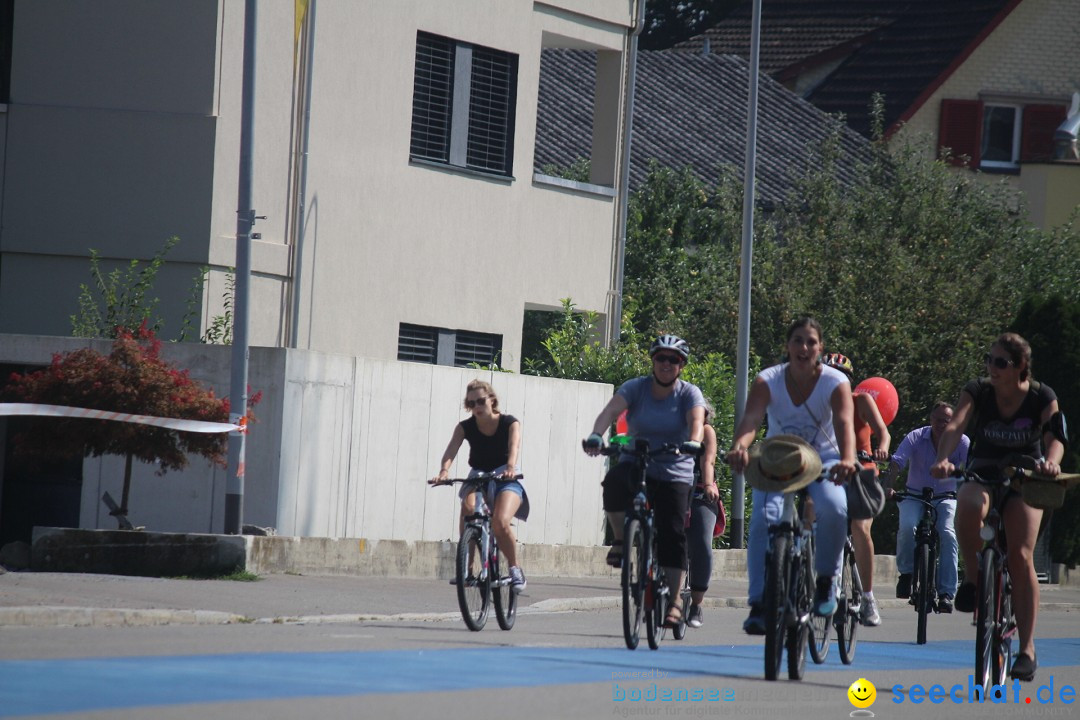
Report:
0,403,242,434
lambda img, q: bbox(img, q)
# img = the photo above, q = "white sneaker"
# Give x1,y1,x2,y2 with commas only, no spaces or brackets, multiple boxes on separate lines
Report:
687,603,703,628
509,566,526,594
860,596,881,626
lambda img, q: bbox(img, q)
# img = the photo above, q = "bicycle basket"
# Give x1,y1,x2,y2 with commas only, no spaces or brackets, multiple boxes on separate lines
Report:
1020,479,1066,511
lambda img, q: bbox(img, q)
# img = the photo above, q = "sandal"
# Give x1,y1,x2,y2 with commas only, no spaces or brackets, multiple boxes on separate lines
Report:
605,541,623,569
664,603,683,629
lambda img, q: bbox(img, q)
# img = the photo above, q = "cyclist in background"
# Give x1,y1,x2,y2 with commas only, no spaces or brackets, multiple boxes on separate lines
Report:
822,352,891,627
882,401,969,611
687,399,723,628
727,317,858,634
583,334,705,629
931,332,1065,682
432,379,529,594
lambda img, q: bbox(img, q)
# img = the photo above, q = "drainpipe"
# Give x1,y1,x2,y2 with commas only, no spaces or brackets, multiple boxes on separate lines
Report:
609,0,646,344
288,0,317,348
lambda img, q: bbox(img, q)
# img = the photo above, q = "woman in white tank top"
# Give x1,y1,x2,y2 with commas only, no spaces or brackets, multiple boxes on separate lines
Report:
726,317,858,632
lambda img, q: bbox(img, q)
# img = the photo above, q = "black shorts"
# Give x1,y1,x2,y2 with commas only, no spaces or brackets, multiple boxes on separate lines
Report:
602,462,691,570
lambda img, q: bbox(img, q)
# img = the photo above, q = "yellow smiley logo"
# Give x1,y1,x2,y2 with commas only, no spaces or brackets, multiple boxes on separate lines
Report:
848,678,877,709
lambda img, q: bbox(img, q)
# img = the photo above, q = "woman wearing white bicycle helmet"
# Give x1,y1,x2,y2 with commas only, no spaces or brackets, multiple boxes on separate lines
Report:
584,333,705,629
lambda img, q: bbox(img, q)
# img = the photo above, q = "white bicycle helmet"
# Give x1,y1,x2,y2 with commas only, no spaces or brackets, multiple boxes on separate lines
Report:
650,334,690,361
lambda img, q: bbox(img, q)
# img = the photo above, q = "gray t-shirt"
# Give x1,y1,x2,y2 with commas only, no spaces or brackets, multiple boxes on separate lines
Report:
615,376,706,484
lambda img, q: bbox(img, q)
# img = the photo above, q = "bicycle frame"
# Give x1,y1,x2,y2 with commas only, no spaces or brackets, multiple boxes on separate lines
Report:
896,487,956,644
764,482,817,681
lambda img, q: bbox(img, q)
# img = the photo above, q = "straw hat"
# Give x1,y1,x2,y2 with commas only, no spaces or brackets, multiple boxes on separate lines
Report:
745,435,823,493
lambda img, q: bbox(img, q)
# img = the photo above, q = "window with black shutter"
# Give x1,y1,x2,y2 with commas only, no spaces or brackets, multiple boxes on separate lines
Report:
409,31,518,177
397,323,502,368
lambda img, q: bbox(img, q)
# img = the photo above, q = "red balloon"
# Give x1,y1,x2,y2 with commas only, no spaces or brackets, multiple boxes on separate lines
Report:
854,377,899,425
615,409,629,436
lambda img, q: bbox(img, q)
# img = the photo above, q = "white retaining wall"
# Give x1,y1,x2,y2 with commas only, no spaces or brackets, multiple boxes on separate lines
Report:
0,335,612,546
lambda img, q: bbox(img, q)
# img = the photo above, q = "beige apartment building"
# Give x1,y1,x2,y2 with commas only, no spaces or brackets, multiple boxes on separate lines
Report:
0,0,638,370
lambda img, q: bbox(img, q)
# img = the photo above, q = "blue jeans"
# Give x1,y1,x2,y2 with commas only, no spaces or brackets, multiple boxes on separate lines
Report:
896,495,958,597
747,476,848,605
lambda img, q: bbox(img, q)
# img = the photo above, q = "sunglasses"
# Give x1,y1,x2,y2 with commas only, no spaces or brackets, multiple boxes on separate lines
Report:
984,353,1015,370
465,396,488,409
653,353,684,365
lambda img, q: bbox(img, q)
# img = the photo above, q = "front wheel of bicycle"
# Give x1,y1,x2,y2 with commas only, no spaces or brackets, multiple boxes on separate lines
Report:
914,541,931,645
837,544,859,665
975,548,997,695
672,584,691,641
807,536,830,665
645,546,665,650
492,542,516,631
994,568,1013,688
621,518,645,650
764,533,790,681
787,547,810,680
456,525,490,631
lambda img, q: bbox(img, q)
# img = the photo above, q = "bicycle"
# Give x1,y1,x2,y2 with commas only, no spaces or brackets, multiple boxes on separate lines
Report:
761,476,823,680
586,435,698,650
430,472,523,632
957,460,1080,694
893,487,957,645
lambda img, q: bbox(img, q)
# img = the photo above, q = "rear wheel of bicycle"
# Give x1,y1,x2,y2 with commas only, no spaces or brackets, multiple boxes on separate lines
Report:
975,549,997,695
621,518,645,650
456,525,490,631
837,545,859,665
914,542,930,645
807,538,830,664
787,549,809,680
764,534,790,681
492,542,516,631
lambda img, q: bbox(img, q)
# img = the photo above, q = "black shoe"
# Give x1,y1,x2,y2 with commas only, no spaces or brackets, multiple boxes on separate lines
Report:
937,595,953,613
1011,652,1037,681
896,574,912,599
743,603,765,635
954,582,976,613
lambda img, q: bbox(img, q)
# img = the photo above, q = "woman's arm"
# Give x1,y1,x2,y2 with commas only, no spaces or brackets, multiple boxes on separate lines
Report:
856,392,891,460
686,404,705,444
1038,399,1063,476
931,390,974,478
431,423,466,483
701,424,720,502
583,393,630,455
504,419,522,477
830,380,858,482
725,375,770,473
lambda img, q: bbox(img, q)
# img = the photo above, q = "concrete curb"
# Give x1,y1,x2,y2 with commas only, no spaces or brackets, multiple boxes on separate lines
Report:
6,594,1079,629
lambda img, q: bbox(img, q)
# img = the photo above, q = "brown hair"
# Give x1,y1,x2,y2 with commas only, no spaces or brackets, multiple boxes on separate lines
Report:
786,316,823,342
464,379,499,412
994,332,1033,381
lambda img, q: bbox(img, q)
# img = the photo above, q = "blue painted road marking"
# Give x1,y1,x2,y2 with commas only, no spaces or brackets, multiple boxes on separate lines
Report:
1,639,1078,717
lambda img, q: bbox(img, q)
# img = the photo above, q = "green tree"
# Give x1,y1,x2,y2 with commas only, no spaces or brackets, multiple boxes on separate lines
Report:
1,325,259,526
1011,295,1080,565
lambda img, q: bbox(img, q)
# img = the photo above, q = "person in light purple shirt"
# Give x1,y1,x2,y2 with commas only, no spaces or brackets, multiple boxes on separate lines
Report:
881,402,969,610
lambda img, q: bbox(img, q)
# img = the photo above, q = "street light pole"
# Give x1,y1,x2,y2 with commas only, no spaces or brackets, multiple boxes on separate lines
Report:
731,0,763,549
225,0,258,535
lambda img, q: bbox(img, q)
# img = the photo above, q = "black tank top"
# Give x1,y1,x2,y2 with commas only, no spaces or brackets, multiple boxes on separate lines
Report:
461,414,518,471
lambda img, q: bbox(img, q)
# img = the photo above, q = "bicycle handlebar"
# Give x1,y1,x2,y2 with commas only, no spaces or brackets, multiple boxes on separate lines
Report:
893,488,957,504
428,472,524,487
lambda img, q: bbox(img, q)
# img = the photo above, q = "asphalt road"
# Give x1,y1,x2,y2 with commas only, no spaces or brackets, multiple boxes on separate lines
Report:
2,572,1078,720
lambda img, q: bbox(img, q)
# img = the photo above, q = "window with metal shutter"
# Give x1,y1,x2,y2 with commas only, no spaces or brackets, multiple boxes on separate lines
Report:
410,33,454,163
938,99,983,168
467,46,517,174
397,324,438,364
454,330,501,367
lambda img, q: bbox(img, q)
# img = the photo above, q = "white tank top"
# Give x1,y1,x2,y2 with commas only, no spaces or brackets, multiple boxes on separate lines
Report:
760,363,846,464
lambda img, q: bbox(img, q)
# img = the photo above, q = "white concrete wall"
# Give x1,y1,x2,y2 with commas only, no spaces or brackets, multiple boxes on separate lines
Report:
0,334,611,546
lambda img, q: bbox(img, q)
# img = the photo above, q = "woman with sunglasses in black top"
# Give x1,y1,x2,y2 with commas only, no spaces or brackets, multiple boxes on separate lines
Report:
931,332,1065,682
433,379,529,594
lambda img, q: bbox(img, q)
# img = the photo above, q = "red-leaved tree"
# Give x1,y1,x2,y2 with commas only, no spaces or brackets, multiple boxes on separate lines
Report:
1,324,259,524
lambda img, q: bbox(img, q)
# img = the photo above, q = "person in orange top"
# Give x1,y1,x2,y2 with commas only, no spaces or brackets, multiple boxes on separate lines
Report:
822,353,891,627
